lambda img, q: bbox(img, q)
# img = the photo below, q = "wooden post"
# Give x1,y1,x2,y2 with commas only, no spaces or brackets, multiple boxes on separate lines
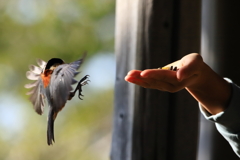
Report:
110,1,140,160
111,0,201,160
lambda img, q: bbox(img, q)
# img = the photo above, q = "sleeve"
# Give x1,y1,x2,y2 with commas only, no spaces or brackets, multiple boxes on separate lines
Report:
199,78,240,157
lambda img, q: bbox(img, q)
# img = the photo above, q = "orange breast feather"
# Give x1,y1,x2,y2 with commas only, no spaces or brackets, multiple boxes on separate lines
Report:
41,70,53,88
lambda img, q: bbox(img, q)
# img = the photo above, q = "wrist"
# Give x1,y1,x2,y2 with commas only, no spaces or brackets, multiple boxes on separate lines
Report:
185,64,231,115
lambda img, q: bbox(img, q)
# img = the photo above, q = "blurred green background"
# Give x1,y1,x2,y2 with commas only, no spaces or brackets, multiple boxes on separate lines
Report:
0,0,115,160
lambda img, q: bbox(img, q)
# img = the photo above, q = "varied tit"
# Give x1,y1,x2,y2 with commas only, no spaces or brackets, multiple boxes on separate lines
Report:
25,54,89,145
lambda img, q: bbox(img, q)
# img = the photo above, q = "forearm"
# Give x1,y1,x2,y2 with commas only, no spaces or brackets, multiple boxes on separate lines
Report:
185,64,232,115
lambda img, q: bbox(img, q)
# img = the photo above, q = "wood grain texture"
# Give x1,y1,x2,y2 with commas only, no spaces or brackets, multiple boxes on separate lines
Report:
111,0,201,160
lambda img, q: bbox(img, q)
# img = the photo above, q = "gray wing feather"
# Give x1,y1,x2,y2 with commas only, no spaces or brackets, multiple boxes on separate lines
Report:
25,80,39,89
26,71,39,80
29,65,42,74
49,58,84,111
28,78,45,115
37,59,47,69
25,59,47,115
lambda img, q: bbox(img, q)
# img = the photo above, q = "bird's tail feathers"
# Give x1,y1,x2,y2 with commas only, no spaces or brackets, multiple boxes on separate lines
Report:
47,108,56,145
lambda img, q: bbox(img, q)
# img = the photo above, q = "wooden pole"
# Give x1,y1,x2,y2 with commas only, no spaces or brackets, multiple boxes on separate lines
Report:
111,0,201,159
111,1,140,160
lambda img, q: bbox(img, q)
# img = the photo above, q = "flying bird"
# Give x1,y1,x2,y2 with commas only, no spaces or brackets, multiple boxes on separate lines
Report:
25,54,89,145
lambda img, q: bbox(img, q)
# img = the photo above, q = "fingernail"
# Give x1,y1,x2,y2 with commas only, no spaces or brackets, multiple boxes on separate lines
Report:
140,72,147,77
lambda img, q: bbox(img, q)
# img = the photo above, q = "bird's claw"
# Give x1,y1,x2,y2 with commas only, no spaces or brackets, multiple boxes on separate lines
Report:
78,93,84,100
77,75,90,100
69,75,90,100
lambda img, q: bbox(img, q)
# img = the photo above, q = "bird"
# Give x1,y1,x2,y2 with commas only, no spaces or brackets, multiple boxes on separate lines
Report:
25,54,89,145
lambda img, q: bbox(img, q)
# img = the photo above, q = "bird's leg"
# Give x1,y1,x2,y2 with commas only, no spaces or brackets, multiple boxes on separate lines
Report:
68,75,90,100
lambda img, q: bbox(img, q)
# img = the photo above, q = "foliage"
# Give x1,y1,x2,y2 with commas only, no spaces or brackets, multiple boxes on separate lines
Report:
0,0,115,159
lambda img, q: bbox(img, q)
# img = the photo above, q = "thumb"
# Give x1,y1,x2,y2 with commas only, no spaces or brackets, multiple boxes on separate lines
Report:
176,65,195,82
176,53,203,82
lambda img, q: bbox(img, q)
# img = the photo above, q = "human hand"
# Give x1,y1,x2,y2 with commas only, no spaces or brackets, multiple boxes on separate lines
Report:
125,53,231,114
125,53,205,92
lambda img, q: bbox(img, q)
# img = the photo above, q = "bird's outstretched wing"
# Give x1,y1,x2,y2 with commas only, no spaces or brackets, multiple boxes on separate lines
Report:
49,55,85,111
25,59,47,115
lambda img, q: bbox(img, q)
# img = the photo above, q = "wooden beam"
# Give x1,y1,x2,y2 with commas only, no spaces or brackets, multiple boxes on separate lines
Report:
111,1,140,160
111,0,201,160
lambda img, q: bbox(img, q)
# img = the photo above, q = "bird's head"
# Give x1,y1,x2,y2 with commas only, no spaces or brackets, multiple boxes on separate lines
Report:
44,58,65,71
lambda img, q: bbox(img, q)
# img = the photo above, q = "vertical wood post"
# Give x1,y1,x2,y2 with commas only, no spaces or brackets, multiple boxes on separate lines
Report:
111,1,140,160
112,0,201,160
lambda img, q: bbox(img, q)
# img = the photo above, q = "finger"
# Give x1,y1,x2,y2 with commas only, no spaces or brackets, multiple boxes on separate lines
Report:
140,69,177,82
126,69,186,92
126,70,142,78
125,70,163,88
177,65,196,82
125,70,142,82
125,70,146,85
127,72,185,92
177,54,203,81
139,78,184,92
125,76,149,87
